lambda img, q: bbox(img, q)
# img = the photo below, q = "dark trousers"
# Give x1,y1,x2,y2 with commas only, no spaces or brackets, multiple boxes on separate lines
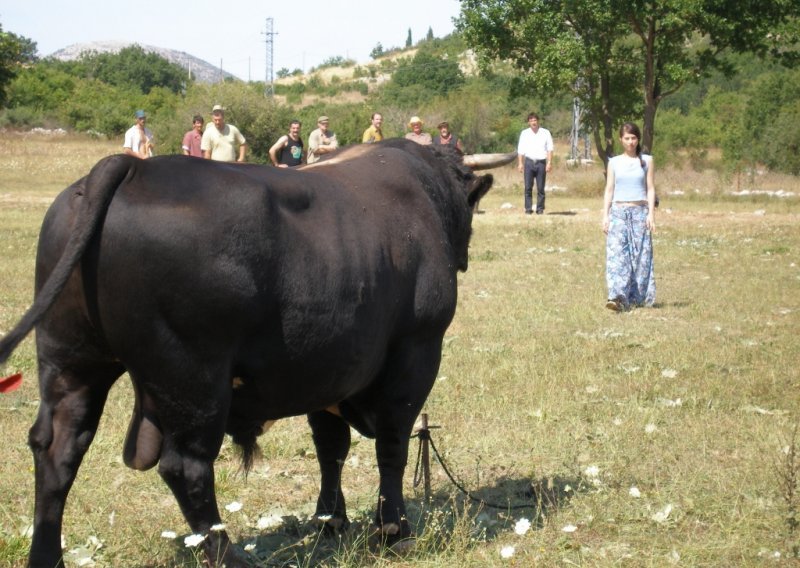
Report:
523,158,547,213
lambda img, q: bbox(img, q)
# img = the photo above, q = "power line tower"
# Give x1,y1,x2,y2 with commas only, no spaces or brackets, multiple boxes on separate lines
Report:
569,95,592,164
263,18,277,97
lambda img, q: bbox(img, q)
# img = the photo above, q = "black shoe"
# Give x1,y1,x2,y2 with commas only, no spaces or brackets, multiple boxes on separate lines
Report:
536,211,544,215
525,210,533,215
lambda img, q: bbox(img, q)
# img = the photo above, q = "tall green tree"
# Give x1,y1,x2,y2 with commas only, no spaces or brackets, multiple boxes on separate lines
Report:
458,0,800,164
0,25,37,108
406,28,413,48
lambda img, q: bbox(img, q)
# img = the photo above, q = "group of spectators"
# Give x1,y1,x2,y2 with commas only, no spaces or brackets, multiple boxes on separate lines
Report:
124,105,246,162
123,108,466,167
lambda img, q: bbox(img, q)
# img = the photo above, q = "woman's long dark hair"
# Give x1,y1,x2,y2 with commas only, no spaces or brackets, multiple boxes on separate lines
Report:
620,122,645,169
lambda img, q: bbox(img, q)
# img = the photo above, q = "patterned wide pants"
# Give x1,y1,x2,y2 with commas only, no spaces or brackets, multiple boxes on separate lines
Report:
606,205,656,308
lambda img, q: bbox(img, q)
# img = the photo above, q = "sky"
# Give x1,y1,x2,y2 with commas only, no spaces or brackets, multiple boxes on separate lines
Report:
1,0,463,81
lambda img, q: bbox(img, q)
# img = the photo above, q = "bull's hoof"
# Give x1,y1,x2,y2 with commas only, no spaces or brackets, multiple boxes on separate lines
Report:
203,538,255,567
388,536,417,555
313,513,350,536
368,522,415,553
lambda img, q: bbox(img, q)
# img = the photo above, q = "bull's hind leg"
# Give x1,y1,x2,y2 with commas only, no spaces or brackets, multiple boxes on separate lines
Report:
308,410,351,533
28,360,123,568
150,364,252,567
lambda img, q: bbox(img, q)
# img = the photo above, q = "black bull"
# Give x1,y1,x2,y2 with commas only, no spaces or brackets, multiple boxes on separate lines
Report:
0,139,494,567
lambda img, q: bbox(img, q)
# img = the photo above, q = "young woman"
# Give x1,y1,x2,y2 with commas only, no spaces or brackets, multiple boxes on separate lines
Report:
602,122,656,311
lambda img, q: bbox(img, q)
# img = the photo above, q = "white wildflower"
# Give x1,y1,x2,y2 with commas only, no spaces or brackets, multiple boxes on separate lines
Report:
629,486,641,498
613,417,623,426
224,501,243,513
651,504,673,523
256,514,283,530
161,531,177,539
244,543,257,552
210,523,226,532
184,533,206,547
500,545,515,558
645,423,658,434
87,536,102,550
584,465,600,478
562,524,578,533
661,368,678,378
514,518,531,535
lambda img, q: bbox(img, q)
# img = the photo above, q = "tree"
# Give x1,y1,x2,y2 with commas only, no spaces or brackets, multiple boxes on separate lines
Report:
406,28,413,48
382,49,465,106
0,25,37,108
75,45,188,94
458,0,800,164
370,43,385,59
426,27,434,42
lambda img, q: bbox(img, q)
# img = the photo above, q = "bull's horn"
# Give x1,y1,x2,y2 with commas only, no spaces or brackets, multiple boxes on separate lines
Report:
463,152,517,170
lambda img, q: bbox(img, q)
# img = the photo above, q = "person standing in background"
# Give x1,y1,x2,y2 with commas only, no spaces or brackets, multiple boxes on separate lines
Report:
123,109,154,159
201,105,247,162
181,115,204,157
433,121,463,152
362,112,383,143
602,122,656,311
269,120,304,167
405,116,432,145
307,116,338,164
516,112,553,215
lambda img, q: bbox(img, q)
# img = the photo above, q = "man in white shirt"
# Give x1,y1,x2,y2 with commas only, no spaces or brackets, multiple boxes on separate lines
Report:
516,113,554,215
123,110,154,159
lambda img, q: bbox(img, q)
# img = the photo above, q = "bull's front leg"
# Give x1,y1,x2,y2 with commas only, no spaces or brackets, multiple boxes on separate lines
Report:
372,336,443,546
308,410,351,533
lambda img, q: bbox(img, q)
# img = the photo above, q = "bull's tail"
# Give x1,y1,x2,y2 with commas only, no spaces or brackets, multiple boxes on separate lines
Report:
0,154,135,366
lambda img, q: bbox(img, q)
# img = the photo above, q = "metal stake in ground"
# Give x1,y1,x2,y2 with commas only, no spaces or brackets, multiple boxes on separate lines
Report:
421,413,431,501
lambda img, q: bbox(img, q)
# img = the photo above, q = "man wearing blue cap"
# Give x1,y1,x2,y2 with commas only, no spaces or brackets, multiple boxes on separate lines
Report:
123,110,154,159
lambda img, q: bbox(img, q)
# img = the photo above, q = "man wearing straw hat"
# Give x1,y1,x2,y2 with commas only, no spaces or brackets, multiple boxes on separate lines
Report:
404,116,432,145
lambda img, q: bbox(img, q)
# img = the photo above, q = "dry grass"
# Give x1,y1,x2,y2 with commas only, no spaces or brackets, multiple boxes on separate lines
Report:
0,132,799,566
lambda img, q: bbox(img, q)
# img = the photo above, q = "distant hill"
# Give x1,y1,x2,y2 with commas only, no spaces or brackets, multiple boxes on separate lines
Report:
49,41,237,84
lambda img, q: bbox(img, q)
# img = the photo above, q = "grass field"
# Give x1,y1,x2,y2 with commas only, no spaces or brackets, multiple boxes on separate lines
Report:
0,132,798,567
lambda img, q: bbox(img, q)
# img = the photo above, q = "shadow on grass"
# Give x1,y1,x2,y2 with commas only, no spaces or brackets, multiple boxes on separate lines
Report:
545,211,578,216
162,474,587,567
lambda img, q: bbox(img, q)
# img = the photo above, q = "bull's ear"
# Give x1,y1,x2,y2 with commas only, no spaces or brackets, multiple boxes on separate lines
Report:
467,174,493,209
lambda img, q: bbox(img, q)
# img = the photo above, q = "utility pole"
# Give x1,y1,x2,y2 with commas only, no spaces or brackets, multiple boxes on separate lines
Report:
263,18,277,97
